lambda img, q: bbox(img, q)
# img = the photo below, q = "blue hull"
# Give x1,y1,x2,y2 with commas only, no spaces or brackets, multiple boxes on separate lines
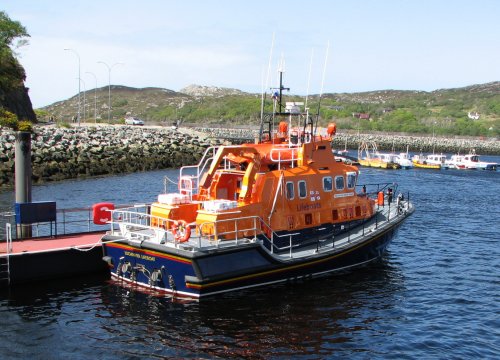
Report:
102,219,403,299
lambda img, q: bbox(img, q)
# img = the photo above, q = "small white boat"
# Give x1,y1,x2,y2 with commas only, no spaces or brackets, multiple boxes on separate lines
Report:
393,152,413,169
446,150,497,170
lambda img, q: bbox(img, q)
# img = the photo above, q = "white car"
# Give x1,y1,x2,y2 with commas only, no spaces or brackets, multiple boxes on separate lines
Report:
125,117,144,126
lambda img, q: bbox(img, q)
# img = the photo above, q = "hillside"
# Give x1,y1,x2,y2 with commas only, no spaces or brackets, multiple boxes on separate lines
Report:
39,81,500,137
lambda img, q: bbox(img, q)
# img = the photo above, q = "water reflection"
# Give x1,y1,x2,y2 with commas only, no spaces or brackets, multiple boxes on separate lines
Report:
0,258,405,358
97,258,405,358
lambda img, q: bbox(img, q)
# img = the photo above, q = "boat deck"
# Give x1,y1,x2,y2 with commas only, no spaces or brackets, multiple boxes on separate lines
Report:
108,198,413,261
0,232,105,256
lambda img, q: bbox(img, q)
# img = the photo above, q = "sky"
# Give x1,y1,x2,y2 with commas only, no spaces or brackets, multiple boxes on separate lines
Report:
3,0,500,108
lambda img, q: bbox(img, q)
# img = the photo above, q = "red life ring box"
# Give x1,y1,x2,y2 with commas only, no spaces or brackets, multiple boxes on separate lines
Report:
92,202,115,225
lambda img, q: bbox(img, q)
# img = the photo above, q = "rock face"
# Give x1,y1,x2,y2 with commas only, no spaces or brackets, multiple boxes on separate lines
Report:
179,85,247,97
0,126,225,188
0,85,36,121
0,49,37,122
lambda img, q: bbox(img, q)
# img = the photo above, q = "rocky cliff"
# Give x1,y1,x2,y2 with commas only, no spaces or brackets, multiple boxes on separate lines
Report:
0,49,36,122
0,84,36,121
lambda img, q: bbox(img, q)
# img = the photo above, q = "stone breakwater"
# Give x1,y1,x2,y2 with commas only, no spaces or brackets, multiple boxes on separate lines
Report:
1,126,499,188
0,126,224,188
192,127,500,155
332,132,500,155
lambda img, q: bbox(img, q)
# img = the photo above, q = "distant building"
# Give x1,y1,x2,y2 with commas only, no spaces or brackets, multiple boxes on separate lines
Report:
352,113,371,120
468,112,480,120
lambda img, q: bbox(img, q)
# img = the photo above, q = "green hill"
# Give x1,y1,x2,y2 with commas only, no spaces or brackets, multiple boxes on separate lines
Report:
40,81,500,137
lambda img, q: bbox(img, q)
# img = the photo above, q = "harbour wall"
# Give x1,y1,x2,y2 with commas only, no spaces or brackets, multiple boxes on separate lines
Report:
1,126,498,188
0,126,224,188
192,127,500,155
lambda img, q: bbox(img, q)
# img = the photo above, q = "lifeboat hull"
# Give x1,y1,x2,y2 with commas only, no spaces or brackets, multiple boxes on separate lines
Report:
101,207,411,299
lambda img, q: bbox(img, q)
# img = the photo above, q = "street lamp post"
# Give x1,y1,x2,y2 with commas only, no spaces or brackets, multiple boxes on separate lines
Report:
86,71,98,124
98,61,123,123
78,77,86,123
64,48,81,126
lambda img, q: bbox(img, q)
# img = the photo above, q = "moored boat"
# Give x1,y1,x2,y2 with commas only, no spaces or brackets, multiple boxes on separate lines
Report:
446,150,497,170
393,152,413,169
412,153,449,170
357,142,401,169
97,71,414,299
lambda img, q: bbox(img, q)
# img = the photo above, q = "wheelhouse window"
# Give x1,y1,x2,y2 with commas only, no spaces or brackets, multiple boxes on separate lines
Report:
335,176,345,191
298,180,307,198
346,172,357,189
286,181,294,200
323,176,333,192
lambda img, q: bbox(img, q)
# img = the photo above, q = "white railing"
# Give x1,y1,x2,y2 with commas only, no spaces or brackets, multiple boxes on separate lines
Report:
109,207,268,250
269,145,299,169
5,223,12,253
106,194,412,258
178,146,219,195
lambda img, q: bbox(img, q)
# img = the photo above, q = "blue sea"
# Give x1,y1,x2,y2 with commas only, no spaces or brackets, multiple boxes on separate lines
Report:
0,154,499,359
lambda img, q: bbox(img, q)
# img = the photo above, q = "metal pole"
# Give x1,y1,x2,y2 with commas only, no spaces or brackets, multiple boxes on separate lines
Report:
86,72,98,124
78,77,86,123
64,48,81,126
98,61,123,123
15,131,32,238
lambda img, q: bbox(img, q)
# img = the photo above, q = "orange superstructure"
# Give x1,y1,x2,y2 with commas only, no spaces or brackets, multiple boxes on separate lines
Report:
149,109,375,245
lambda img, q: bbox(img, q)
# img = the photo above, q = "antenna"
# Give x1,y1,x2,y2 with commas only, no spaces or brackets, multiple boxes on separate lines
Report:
260,32,275,123
259,33,275,143
305,48,314,110
272,54,290,114
314,41,330,134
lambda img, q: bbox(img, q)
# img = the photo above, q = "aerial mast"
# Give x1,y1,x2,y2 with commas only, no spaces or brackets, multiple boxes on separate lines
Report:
273,56,289,115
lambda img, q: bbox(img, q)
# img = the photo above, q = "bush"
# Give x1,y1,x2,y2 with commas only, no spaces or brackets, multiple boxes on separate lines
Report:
17,120,33,132
0,108,19,129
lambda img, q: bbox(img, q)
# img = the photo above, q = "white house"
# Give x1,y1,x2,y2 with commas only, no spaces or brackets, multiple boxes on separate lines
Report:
468,112,480,120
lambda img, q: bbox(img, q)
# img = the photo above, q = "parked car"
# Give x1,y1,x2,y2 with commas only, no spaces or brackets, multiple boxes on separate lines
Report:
125,117,144,126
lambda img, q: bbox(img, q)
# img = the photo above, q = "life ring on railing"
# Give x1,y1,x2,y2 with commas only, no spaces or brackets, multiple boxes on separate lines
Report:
172,220,191,243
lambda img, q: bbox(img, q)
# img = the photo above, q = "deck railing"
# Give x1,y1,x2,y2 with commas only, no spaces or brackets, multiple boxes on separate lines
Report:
105,192,411,260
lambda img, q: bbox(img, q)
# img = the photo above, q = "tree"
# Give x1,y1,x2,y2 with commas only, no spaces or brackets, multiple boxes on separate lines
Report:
0,11,29,48
0,11,29,87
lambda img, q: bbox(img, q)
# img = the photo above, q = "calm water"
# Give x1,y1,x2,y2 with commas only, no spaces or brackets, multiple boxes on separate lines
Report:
1,155,499,359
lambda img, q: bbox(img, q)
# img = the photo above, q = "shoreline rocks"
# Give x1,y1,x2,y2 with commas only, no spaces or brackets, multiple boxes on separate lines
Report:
0,126,225,188
192,127,500,155
1,125,498,189
332,132,500,155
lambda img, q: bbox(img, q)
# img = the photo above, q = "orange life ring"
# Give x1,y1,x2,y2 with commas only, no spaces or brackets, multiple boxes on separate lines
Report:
172,220,191,243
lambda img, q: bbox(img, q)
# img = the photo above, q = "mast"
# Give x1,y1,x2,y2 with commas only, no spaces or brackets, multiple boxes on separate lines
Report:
273,57,289,115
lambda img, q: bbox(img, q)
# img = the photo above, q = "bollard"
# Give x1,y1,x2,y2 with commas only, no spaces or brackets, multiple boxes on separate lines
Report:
15,131,33,238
